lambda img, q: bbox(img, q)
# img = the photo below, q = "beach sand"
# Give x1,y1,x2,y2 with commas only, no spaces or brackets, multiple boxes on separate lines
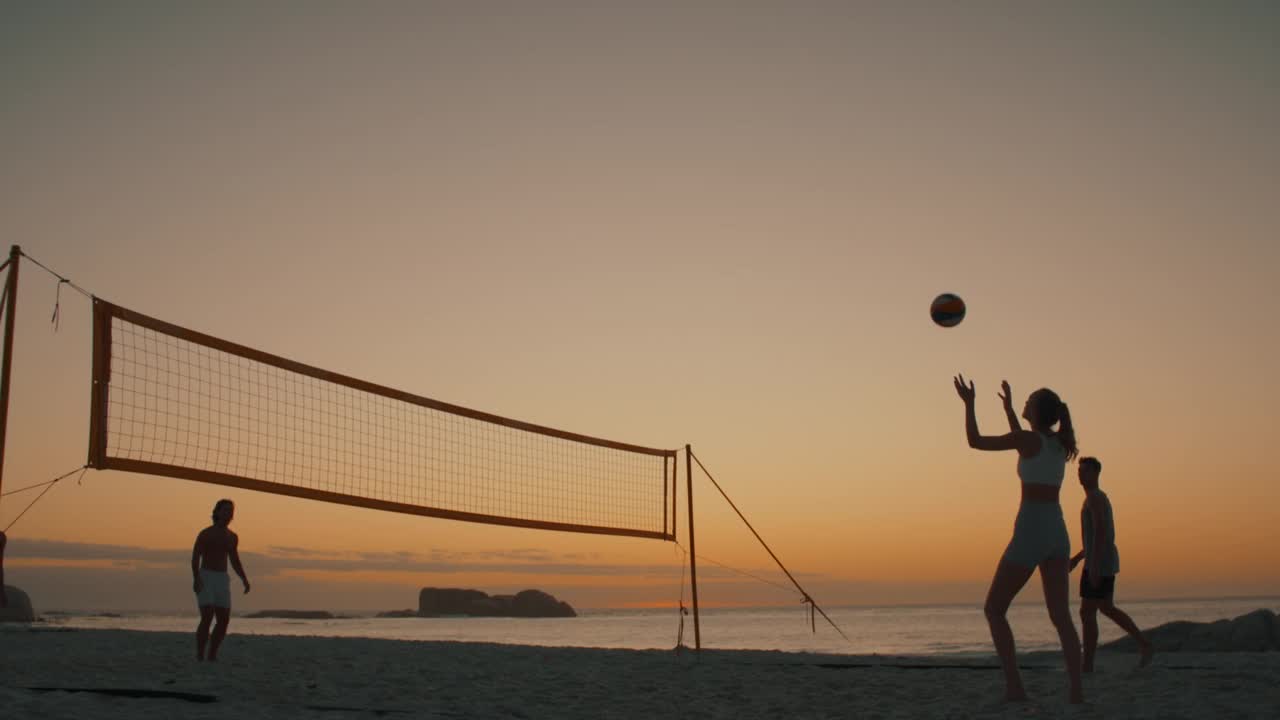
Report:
2,628,1277,719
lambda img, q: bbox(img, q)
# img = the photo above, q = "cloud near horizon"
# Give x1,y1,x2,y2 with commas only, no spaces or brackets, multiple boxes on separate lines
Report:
5,537,807,583
3,536,848,612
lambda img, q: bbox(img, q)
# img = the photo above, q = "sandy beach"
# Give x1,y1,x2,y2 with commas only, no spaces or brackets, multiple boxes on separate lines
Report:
2,628,1277,719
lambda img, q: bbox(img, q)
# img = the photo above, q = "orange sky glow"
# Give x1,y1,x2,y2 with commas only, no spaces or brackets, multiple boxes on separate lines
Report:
1,3,1277,615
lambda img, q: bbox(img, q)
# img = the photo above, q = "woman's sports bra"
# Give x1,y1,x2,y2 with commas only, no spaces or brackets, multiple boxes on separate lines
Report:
1017,432,1065,487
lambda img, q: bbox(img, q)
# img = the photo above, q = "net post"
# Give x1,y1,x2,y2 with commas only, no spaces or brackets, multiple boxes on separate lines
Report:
86,298,111,468
686,443,701,651
671,452,678,541
0,245,20,501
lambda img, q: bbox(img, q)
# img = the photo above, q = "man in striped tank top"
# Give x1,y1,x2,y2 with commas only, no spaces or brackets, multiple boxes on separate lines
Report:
1070,457,1153,670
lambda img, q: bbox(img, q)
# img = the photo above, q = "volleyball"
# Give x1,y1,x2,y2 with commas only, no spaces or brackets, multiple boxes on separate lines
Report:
930,293,966,328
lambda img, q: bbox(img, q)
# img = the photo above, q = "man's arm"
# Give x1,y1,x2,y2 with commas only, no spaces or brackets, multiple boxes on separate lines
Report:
192,530,204,593
1070,499,1087,570
1086,498,1105,587
229,533,250,593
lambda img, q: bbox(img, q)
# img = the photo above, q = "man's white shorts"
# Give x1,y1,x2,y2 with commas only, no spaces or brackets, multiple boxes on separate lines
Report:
196,569,232,609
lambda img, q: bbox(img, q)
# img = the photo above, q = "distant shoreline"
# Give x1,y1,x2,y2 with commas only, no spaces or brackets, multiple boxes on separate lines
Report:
28,594,1280,618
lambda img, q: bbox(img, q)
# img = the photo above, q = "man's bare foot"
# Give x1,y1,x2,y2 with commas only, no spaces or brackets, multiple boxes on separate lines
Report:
1004,688,1029,703
1069,688,1085,705
1138,641,1154,668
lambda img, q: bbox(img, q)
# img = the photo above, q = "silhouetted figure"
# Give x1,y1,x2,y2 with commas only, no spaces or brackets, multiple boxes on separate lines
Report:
0,529,7,608
193,499,250,661
955,376,1084,704
1070,457,1153,670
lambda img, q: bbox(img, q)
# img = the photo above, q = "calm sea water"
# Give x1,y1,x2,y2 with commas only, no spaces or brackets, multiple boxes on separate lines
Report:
34,597,1279,657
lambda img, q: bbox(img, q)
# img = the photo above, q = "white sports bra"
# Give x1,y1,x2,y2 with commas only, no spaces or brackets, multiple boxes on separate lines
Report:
1017,432,1066,487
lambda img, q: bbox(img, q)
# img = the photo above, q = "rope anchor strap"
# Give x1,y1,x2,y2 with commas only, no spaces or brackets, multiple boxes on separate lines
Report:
52,278,69,331
674,544,689,652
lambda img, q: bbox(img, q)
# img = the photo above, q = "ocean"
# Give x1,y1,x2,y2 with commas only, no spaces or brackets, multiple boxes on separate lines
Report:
33,596,1279,657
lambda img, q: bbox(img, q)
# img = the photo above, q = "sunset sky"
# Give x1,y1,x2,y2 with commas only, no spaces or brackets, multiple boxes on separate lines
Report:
1,3,1277,617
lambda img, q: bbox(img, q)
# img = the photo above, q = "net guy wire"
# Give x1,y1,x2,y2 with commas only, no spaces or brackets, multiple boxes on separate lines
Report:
3,466,89,533
690,450,852,643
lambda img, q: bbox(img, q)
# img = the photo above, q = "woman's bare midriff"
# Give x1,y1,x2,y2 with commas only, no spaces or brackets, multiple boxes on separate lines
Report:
1020,484,1060,504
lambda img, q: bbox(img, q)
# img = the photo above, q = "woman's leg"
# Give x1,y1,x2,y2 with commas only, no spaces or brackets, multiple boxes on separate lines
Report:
1040,557,1084,703
984,559,1035,701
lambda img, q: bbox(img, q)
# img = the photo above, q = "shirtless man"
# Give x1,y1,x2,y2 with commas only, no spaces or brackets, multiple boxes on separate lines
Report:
192,499,250,661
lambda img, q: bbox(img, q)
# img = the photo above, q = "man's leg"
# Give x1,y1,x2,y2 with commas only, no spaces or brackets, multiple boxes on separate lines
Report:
1078,598,1100,672
196,606,215,661
1099,599,1153,667
208,607,231,661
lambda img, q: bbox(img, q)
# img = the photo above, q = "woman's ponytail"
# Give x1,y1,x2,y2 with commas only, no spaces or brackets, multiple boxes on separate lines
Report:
1058,403,1078,461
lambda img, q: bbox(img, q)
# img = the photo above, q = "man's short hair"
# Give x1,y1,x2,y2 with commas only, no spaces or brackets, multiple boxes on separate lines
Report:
1079,457,1102,472
212,499,234,519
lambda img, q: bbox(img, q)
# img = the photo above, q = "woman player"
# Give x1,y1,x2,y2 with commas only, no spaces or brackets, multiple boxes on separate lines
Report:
954,374,1084,704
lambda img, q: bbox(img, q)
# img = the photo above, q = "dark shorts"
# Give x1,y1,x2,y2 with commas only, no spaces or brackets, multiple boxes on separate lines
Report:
1079,569,1116,600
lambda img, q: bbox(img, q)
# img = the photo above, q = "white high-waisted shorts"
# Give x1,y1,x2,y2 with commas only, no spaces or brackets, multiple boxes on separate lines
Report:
1002,502,1070,568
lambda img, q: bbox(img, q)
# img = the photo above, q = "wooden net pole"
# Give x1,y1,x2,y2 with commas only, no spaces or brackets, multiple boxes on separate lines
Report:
686,443,701,650
0,245,22,501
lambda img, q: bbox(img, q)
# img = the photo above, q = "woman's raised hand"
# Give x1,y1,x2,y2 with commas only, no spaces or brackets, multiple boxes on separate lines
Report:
953,374,976,404
998,380,1014,408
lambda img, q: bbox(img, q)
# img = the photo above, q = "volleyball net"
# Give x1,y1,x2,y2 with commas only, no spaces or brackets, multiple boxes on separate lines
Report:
86,299,677,540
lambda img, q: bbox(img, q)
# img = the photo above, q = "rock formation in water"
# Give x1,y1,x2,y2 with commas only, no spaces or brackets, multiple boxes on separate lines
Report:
417,588,575,618
0,585,35,622
376,609,419,618
1102,608,1280,652
244,610,336,619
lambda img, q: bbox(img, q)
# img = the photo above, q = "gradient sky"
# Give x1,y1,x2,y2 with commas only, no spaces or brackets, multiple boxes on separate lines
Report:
1,2,1277,615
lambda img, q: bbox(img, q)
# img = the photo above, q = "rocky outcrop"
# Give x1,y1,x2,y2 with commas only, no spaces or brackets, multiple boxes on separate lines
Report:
0,585,35,622
1102,608,1280,652
244,610,336,619
511,589,575,618
418,589,491,616
376,609,418,618
418,588,575,618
